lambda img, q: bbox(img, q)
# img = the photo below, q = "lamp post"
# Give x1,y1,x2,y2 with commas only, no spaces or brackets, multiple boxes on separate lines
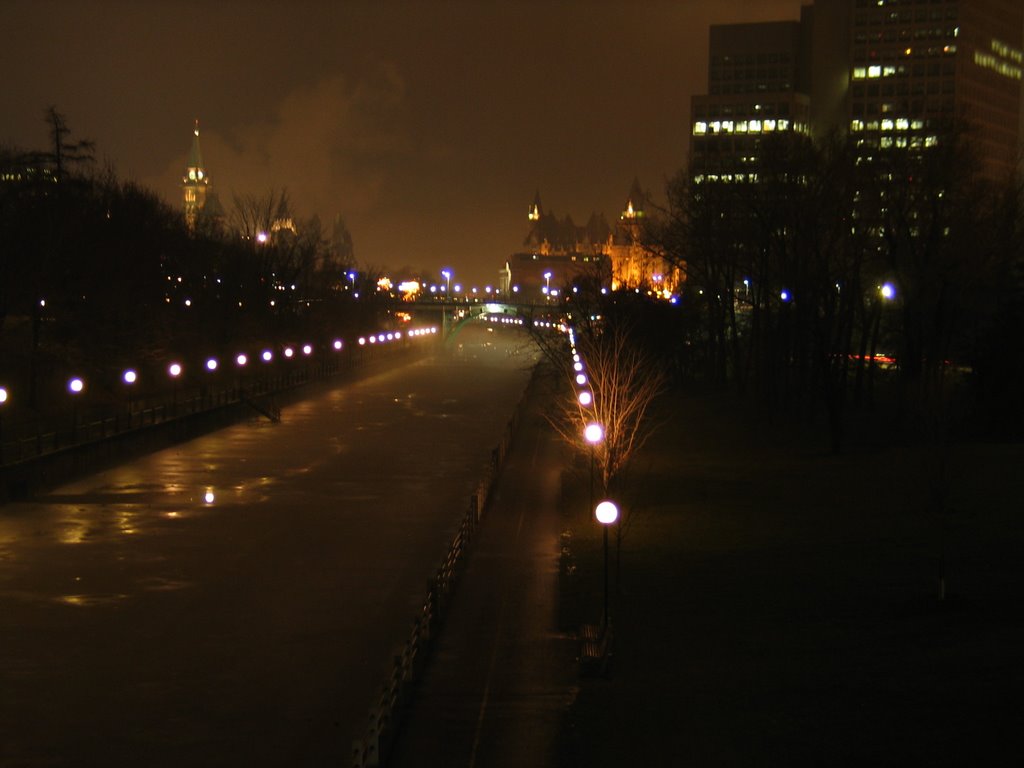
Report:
0,386,8,462
235,353,248,400
595,499,619,631
68,377,84,443
544,271,552,297
122,369,137,426
168,362,182,417
441,269,451,295
584,421,604,520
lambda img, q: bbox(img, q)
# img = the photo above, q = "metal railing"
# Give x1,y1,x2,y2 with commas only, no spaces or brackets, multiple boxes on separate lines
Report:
351,364,534,767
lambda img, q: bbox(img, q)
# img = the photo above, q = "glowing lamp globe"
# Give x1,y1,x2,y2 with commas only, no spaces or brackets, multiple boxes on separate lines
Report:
595,500,619,525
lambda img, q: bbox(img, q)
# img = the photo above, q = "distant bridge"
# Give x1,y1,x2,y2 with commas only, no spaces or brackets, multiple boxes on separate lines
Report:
408,298,562,342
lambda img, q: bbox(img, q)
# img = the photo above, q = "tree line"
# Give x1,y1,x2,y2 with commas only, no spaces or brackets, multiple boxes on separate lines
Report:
647,129,1024,449
1,109,376,409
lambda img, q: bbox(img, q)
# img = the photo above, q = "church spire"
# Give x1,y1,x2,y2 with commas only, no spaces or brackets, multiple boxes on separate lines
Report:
528,190,542,221
183,119,210,230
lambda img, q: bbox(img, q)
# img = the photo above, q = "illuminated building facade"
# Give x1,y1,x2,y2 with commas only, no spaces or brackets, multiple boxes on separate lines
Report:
608,179,682,295
503,191,611,299
502,184,681,298
691,0,1024,183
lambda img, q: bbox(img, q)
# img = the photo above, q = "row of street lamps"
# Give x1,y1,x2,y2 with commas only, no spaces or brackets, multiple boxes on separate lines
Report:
568,326,618,632
0,325,439,458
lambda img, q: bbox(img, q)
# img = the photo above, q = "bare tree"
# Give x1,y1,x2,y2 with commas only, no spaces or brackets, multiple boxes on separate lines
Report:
530,309,666,495
577,321,667,494
33,106,95,182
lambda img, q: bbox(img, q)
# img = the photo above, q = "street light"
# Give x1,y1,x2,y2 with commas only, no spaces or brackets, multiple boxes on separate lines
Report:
441,269,451,294
584,421,604,523
0,386,8,459
68,377,84,442
169,362,182,417
122,369,137,425
595,499,619,630
544,271,552,294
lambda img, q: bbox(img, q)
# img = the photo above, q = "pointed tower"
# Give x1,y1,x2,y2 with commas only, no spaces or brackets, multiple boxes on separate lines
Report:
183,120,210,230
528,190,542,222
620,177,646,222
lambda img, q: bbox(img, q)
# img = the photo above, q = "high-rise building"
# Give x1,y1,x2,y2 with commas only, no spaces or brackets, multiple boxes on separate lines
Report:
690,0,1024,182
690,18,814,183
848,0,1022,181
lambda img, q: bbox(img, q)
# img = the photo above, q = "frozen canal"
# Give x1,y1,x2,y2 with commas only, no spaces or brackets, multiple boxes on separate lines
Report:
0,325,537,766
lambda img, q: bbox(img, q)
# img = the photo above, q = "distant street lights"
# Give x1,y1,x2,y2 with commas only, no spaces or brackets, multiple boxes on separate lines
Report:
543,271,552,296
441,269,452,295
595,499,619,630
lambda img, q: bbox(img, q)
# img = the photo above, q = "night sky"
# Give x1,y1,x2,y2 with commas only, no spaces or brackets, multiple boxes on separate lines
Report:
2,0,803,287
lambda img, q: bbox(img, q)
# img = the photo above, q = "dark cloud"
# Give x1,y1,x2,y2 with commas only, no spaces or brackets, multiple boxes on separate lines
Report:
1,0,804,286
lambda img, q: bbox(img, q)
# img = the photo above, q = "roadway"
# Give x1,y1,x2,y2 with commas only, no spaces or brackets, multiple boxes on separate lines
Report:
0,324,537,767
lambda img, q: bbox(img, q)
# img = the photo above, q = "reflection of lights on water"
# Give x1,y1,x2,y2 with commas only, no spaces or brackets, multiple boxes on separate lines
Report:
58,521,90,544
165,511,180,519
204,490,215,504
117,510,137,535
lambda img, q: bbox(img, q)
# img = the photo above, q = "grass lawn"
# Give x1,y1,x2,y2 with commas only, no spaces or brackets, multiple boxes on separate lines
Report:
556,389,1024,767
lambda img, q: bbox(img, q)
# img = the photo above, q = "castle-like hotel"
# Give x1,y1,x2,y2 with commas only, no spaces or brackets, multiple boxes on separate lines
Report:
499,181,681,298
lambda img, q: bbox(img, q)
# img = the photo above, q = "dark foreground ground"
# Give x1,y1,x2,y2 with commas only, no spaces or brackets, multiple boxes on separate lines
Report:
554,389,1024,766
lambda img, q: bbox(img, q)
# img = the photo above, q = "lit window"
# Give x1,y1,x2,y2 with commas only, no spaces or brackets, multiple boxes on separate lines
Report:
881,118,894,130
880,136,893,148
851,119,865,131
763,119,776,132
777,118,790,130
736,120,749,133
868,65,882,78
853,67,867,79
749,119,762,132
722,120,734,132
895,118,909,130
925,135,938,147
694,121,707,135
883,65,896,76
710,120,721,133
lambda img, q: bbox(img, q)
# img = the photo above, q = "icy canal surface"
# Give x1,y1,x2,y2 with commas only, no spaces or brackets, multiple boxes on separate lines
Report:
0,325,537,767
